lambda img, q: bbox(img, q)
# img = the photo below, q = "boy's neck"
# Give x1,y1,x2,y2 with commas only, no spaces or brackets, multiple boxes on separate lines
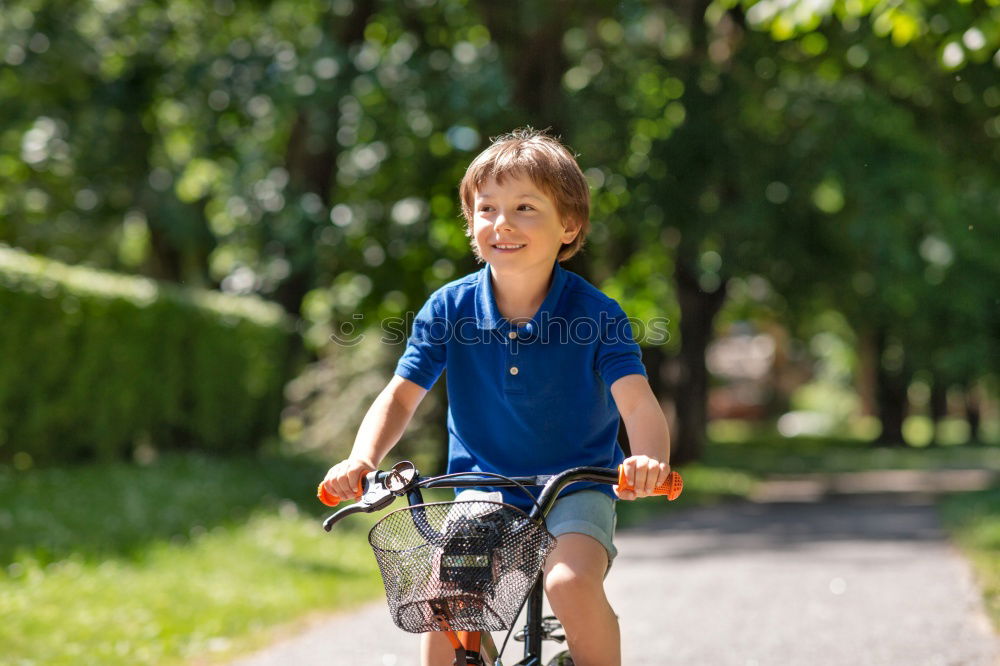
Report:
489,263,555,325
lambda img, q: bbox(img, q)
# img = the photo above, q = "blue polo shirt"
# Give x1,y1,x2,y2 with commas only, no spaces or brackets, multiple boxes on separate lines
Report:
394,261,646,512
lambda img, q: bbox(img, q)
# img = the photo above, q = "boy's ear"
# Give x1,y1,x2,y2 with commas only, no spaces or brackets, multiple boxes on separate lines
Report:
561,218,582,244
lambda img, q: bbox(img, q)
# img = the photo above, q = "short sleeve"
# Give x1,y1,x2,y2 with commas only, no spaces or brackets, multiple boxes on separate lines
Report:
595,300,646,386
394,295,448,390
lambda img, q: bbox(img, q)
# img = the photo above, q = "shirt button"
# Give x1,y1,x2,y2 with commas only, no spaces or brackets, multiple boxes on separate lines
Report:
509,366,519,375
508,331,517,339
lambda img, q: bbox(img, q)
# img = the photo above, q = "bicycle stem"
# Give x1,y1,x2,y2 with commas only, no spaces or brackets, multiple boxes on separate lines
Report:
529,466,619,521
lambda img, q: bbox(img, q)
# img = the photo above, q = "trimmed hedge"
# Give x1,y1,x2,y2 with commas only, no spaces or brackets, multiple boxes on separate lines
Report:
0,245,292,463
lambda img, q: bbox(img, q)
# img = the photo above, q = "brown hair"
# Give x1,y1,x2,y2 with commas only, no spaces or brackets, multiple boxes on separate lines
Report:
459,128,591,262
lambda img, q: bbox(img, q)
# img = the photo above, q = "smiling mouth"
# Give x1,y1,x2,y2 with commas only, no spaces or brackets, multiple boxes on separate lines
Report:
492,244,525,250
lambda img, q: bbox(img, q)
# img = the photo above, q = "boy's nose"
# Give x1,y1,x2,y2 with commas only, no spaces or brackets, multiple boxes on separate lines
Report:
493,214,514,232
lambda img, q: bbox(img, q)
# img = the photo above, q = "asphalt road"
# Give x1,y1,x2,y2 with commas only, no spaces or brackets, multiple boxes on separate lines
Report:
230,491,999,666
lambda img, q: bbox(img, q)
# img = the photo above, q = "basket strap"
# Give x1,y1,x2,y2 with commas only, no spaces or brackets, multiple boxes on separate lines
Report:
431,604,469,665
458,632,488,664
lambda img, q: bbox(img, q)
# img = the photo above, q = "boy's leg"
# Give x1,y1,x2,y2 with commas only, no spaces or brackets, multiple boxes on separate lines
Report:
420,631,455,666
543,532,620,666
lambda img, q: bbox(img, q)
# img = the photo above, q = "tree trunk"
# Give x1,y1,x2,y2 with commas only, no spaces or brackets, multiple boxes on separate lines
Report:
855,329,879,418
672,257,727,463
928,376,948,447
284,110,338,202
874,326,909,446
643,344,668,402
965,384,982,445
475,1,571,132
147,225,183,282
118,57,191,284
272,0,377,318
270,2,380,388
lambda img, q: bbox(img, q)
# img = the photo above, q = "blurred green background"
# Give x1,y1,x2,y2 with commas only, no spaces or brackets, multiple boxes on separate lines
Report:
2,0,999,663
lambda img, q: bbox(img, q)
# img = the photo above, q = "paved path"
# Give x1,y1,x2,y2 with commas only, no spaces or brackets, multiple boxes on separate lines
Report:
230,491,999,666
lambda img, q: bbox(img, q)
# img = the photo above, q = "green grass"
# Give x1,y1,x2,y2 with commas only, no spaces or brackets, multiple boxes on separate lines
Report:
940,488,1000,629
0,453,383,666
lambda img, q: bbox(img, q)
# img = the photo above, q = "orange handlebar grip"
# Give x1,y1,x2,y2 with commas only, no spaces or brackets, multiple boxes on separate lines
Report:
316,479,363,507
617,467,683,500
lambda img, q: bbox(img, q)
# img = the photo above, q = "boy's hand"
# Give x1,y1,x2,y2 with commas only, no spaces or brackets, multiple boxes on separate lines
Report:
321,458,375,502
615,455,671,500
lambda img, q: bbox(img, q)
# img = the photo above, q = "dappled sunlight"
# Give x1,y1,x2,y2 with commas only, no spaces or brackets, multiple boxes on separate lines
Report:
2,0,999,663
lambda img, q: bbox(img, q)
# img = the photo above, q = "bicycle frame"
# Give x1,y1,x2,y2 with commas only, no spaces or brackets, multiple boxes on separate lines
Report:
447,573,549,666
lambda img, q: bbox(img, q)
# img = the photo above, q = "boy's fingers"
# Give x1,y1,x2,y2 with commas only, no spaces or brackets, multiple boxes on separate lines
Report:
334,467,357,499
658,463,672,488
624,456,637,476
621,457,636,487
617,458,672,498
633,463,650,496
640,455,660,495
321,469,340,498
349,468,366,496
648,463,662,492
339,473,358,499
647,463,667,494
325,467,339,498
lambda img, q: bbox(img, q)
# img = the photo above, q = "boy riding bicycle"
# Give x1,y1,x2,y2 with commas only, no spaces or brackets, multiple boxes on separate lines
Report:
321,128,672,666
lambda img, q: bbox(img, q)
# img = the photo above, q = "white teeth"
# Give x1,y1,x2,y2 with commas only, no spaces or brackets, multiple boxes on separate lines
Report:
494,244,525,249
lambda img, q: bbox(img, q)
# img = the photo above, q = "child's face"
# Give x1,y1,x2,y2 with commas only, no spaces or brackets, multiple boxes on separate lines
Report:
471,173,579,273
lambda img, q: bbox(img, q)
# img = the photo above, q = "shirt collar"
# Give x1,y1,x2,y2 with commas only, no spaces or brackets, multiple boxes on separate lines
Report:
475,262,568,330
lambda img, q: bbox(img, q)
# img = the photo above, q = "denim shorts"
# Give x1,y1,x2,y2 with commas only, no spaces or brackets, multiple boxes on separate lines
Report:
544,489,618,564
453,489,618,564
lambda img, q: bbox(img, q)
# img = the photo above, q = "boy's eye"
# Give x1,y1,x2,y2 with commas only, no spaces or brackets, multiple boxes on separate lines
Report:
517,204,534,212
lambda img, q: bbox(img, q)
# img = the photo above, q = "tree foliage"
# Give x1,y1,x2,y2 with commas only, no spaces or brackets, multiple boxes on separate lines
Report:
2,0,998,459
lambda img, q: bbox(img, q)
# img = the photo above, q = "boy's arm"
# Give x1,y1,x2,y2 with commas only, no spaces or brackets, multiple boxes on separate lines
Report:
610,373,672,500
322,374,428,500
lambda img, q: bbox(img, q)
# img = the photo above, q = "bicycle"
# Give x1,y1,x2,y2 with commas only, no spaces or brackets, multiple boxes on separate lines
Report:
318,461,683,666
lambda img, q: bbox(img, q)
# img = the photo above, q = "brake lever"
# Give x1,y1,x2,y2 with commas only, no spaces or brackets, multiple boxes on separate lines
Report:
322,469,398,532
323,503,369,531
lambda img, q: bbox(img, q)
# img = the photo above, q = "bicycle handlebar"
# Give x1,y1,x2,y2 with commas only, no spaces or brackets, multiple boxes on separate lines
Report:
319,462,683,531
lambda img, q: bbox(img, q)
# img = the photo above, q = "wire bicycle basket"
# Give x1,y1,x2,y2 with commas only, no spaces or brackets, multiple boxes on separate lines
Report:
368,499,556,633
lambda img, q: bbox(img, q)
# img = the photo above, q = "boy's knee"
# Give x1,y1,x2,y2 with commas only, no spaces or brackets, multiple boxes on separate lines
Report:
542,533,609,613
544,564,579,602
544,560,604,607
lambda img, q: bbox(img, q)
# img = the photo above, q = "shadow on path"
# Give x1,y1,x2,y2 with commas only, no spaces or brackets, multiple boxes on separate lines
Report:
629,497,947,561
